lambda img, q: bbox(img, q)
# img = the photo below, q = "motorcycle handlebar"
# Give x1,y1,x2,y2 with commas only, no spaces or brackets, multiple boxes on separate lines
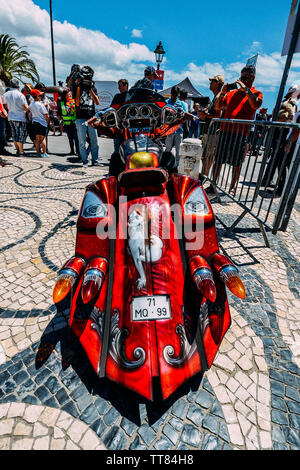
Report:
82,106,191,129
44,86,69,95
82,116,98,127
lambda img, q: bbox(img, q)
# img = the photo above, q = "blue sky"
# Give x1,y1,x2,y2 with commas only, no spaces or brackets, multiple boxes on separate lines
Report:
1,0,300,111
33,0,289,65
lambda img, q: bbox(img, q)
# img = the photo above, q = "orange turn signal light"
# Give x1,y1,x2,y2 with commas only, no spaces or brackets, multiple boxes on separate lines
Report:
219,265,246,299
225,275,246,299
53,270,76,304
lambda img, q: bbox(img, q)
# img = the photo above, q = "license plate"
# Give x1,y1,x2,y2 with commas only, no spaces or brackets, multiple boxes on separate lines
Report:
131,295,171,322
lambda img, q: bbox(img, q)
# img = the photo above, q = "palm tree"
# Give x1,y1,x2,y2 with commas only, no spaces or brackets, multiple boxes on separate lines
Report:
0,34,39,86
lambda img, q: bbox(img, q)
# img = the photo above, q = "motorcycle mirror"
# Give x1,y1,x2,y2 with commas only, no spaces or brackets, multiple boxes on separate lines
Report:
161,105,178,125
96,107,118,128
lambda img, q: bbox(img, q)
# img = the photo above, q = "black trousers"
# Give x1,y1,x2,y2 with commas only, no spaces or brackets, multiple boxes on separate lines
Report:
109,152,125,177
65,122,79,154
262,128,289,191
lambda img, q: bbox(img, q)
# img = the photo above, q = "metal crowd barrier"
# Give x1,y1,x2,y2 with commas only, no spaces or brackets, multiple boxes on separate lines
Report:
200,118,300,245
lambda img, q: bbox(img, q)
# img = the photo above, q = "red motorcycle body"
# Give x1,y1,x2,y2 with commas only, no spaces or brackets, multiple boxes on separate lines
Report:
55,89,238,401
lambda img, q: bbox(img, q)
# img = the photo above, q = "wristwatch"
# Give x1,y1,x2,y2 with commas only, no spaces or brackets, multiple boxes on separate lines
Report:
245,87,251,94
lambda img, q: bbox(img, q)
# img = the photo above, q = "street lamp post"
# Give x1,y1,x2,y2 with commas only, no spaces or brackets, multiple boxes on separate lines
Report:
154,41,165,70
49,0,56,85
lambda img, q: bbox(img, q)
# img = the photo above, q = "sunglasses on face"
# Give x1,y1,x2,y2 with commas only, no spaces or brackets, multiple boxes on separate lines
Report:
240,75,252,80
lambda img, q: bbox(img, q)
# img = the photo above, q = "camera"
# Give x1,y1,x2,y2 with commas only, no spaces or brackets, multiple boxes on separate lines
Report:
67,64,94,89
78,66,94,88
226,82,238,91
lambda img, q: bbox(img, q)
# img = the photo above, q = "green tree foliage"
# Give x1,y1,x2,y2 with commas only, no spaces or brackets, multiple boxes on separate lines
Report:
0,34,39,86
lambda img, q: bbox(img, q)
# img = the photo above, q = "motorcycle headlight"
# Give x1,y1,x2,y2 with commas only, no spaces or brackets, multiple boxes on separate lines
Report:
81,191,108,218
184,187,209,216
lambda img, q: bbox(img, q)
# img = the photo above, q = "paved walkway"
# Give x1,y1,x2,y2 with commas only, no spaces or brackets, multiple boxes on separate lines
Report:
0,136,299,450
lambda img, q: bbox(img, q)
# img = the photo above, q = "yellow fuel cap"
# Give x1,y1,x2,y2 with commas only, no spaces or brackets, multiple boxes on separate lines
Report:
129,152,154,169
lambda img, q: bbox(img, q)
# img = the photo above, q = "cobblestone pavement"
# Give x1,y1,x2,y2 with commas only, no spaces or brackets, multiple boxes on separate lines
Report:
0,141,299,451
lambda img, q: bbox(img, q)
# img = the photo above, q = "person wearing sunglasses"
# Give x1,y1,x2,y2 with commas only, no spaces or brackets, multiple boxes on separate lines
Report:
211,65,263,194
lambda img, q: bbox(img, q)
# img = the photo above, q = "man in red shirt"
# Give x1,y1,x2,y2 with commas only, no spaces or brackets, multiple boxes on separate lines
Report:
211,65,263,194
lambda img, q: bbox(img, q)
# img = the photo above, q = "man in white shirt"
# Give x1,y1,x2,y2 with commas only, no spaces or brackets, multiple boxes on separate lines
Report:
2,79,29,156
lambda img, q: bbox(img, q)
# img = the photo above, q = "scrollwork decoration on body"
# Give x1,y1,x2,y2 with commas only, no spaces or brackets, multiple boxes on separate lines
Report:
163,323,197,367
199,301,210,334
90,307,146,370
163,301,211,367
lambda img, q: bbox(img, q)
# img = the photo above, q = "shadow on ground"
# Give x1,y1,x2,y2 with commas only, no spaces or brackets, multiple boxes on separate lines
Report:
35,297,204,427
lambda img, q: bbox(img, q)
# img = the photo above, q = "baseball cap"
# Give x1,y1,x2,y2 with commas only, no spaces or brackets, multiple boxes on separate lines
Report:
209,75,224,84
31,89,44,97
144,66,158,77
10,78,20,88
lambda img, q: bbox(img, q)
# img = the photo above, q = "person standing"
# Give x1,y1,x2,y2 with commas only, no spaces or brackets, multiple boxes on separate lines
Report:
21,83,36,146
57,89,79,156
179,89,189,138
198,75,224,183
132,66,158,90
22,83,33,103
34,82,54,152
0,94,8,156
189,102,201,138
73,67,100,167
278,110,300,197
29,89,49,157
165,86,186,169
260,99,296,195
108,78,129,176
212,66,263,194
2,79,29,156
250,107,268,155
117,79,129,95
111,78,129,152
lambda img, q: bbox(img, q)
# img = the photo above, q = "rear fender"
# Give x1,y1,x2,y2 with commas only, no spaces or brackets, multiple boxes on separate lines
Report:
171,173,231,368
69,176,117,371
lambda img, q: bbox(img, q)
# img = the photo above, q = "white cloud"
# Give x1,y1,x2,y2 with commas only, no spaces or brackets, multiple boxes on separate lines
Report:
1,0,300,107
0,0,153,85
131,29,143,38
